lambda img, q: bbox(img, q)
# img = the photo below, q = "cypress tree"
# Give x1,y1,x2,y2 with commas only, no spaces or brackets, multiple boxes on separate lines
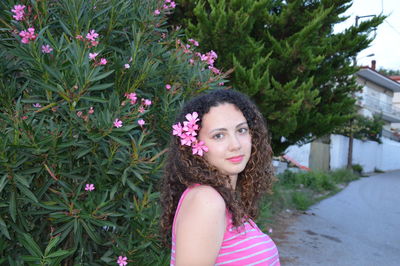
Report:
171,0,385,153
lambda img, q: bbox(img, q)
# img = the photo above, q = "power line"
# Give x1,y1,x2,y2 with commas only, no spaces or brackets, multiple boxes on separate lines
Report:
384,20,400,38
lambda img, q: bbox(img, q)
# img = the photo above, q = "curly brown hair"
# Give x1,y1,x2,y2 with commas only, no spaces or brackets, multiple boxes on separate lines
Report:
160,89,274,245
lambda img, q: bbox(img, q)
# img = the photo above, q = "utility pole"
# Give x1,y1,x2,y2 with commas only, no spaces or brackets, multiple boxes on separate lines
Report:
347,14,376,169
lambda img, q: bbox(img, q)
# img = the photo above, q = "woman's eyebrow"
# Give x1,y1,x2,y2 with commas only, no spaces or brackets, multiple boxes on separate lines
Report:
209,121,248,134
236,122,248,128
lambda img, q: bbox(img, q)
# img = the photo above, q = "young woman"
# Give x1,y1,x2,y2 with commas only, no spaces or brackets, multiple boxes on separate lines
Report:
160,89,280,265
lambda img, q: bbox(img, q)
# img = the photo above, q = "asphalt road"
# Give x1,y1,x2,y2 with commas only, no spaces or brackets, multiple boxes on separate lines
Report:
276,170,400,266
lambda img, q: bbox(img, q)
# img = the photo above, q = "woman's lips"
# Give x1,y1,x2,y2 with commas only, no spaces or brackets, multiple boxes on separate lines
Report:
227,155,244,163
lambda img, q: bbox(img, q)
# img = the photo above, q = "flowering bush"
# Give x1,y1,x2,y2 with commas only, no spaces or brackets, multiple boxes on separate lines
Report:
0,0,225,264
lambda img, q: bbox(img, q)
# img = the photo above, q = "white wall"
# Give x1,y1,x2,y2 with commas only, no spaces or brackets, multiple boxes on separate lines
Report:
286,134,400,173
330,134,400,172
284,143,311,168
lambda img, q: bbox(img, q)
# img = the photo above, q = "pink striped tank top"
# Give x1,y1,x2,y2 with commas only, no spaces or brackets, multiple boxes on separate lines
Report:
170,185,280,265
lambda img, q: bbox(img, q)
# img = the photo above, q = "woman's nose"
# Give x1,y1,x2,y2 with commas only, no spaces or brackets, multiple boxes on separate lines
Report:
229,134,241,151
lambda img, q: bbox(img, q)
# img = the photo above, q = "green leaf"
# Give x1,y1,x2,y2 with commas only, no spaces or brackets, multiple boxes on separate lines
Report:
0,174,8,193
80,220,101,244
87,82,114,91
109,135,130,146
75,147,92,159
14,174,30,187
20,233,43,257
44,236,60,256
88,70,114,82
21,255,41,262
80,96,108,103
9,191,16,222
17,183,38,203
0,216,11,240
126,179,143,198
46,249,72,258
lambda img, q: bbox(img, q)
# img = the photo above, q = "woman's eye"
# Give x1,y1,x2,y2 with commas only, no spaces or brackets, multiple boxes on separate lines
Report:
213,133,224,140
238,128,248,134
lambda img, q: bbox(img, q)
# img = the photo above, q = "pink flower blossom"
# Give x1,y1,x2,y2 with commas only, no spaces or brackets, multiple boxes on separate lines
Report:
154,9,160,15
86,29,99,41
124,64,130,69
192,140,208,156
11,5,26,21
75,35,83,40
88,106,94,114
209,66,221,74
165,84,171,90
22,116,28,120
189,59,195,65
138,119,145,127
188,38,199,46
85,184,95,191
172,122,183,136
125,92,137,104
180,133,196,146
33,103,41,108
11,5,26,20
218,82,224,86
143,99,152,106
19,28,37,44
138,106,145,113
185,112,199,125
41,44,53,54
77,111,83,117
170,1,176,8
182,122,199,136
89,52,98,60
113,118,123,128
90,40,99,47
117,256,128,266
99,58,107,65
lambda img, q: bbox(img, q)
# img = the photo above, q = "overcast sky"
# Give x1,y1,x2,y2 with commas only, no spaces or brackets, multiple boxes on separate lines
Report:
334,0,400,70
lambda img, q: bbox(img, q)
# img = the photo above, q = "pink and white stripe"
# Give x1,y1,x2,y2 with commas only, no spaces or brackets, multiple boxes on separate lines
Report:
170,185,280,265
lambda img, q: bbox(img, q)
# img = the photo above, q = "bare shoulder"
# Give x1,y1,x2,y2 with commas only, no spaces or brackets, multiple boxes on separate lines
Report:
175,185,226,264
184,185,226,212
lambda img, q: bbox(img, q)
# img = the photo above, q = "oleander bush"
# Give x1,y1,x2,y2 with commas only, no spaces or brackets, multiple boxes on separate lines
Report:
0,0,226,264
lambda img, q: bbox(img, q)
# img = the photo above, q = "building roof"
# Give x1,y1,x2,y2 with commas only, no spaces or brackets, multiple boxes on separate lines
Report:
357,68,400,92
390,76,400,83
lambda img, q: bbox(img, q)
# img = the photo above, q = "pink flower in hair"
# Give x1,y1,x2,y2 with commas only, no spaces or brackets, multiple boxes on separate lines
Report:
192,141,208,156
182,122,199,136
185,112,199,125
180,133,196,146
172,122,183,137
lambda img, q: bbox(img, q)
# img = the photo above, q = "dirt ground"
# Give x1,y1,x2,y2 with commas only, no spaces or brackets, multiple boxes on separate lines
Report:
264,209,312,264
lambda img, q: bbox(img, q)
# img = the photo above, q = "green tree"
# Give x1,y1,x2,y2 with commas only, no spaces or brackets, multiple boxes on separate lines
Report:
0,0,225,264
378,68,400,76
171,0,385,153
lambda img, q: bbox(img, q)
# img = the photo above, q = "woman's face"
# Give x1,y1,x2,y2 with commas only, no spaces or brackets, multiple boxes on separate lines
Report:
198,103,252,180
